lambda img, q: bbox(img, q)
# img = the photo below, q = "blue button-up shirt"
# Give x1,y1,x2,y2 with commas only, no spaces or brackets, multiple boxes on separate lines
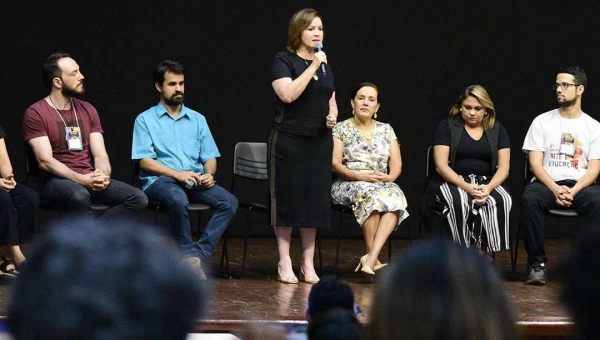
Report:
132,102,220,191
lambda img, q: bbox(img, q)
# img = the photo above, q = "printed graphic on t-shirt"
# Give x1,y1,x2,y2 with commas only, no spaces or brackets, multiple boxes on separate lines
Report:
549,134,583,169
560,133,575,156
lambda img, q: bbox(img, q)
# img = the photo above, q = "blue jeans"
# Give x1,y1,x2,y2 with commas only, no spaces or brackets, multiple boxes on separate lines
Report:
144,176,238,259
40,177,148,224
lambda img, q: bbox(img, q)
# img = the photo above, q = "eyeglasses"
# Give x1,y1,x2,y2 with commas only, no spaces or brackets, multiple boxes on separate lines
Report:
553,82,580,91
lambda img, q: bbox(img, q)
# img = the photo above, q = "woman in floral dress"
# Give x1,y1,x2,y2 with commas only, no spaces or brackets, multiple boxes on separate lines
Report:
331,82,409,278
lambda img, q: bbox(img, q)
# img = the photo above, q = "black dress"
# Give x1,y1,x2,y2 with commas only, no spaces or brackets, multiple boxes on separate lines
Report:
268,51,335,228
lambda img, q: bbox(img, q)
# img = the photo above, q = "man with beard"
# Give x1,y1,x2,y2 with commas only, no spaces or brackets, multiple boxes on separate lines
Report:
132,60,238,280
23,52,148,222
521,66,600,285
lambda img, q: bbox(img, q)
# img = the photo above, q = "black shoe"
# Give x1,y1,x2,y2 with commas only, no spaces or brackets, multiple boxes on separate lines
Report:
526,263,547,285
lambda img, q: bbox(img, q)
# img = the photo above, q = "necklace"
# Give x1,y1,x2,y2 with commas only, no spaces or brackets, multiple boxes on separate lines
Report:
303,59,318,81
353,120,375,140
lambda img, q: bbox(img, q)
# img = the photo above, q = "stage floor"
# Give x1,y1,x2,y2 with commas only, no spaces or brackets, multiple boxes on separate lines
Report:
200,237,575,339
0,237,576,339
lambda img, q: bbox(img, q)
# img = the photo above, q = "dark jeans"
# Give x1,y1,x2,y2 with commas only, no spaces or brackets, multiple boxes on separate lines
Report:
144,176,238,259
0,184,39,245
40,177,148,224
519,180,600,265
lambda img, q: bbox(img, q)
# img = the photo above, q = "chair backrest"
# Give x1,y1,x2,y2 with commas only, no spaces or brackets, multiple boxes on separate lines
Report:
131,160,141,186
524,154,533,185
233,142,268,180
25,142,40,179
426,145,435,179
24,142,47,192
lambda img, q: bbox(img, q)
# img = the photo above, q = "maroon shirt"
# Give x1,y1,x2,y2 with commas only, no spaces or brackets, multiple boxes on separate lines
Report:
23,98,104,175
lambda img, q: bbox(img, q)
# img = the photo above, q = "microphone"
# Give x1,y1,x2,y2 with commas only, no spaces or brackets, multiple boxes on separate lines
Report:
314,41,327,76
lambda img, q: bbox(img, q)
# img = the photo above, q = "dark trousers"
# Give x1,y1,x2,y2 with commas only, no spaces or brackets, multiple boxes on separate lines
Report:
40,177,148,224
519,180,600,265
0,184,39,245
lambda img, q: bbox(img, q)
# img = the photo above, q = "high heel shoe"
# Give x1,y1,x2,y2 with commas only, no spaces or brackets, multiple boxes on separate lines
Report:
374,263,388,271
355,255,375,275
300,267,320,284
277,268,298,284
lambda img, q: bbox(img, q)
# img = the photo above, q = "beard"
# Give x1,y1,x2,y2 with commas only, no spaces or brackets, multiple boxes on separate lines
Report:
62,83,85,98
163,92,185,106
558,96,577,108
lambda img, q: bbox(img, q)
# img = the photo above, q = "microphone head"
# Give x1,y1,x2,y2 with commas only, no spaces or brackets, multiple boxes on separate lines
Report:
314,41,323,49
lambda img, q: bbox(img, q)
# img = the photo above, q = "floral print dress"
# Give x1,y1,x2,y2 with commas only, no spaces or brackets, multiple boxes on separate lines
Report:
331,119,409,227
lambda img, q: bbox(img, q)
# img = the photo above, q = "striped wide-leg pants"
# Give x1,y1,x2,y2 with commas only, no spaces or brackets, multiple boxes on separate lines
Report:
436,175,512,252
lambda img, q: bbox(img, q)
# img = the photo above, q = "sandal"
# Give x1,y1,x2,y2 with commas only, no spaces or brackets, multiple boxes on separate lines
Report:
0,256,19,278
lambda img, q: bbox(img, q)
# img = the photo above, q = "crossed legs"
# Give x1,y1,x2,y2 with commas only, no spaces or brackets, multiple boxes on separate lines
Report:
362,211,399,269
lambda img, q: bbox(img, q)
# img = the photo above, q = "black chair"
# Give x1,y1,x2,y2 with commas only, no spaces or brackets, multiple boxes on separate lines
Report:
420,145,497,260
418,145,445,238
24,142,110,214
331,202,411,275
511,154,580,278
220,142,268,278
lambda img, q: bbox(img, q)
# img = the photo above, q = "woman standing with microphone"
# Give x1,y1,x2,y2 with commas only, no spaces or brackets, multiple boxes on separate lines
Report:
269,8,337,284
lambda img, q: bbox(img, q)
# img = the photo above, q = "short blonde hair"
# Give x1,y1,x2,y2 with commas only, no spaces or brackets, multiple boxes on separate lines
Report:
449,85,497,131
286,8,321,53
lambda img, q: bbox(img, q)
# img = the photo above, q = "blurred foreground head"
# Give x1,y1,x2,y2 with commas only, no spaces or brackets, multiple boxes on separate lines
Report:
369,240,518,340
8,220,204,340
306,275,355,321
562,228,600,340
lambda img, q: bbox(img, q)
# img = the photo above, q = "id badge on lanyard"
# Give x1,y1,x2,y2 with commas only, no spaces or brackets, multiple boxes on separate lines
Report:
66,126,83,151
559,132,576,156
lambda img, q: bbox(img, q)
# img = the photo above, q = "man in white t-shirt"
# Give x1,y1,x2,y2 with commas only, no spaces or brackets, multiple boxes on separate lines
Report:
521,66,600,285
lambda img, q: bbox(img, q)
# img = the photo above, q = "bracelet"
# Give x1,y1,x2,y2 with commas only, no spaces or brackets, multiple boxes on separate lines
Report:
206,171,215,176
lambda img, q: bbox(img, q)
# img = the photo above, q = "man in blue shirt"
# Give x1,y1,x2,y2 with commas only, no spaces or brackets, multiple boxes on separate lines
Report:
132,60,238,280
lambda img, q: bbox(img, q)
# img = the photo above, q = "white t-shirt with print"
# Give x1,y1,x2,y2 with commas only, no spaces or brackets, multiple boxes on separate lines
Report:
522,109,600,181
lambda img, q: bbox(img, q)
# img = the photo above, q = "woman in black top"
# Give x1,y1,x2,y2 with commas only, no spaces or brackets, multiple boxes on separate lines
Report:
269,8,337,284
432,85,511,252
0,125,39,276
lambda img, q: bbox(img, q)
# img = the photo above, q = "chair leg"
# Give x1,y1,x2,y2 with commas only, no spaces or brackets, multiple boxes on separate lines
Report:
316,229,323,277
220,231,229,271
512,222,522,280
154,207,160,224
239,207,253,279
407,218,412,244
221,231,232,278
334,208,344,275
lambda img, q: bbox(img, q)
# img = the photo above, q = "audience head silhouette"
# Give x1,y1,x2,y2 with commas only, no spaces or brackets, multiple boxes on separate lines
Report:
306,275,355,322
308,307,364,340
369,239,518,340
562,228,600,340
8,220,204,340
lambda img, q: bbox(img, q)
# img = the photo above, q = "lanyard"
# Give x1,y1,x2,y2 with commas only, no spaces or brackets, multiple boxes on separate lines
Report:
48,97,81,130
